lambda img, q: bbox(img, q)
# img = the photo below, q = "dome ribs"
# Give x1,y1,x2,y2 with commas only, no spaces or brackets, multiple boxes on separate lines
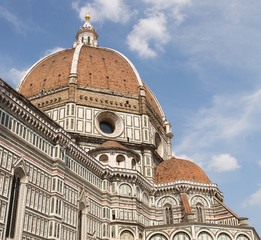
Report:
20,46,140,97
18,45,163,120
77,46,138,94
19,49,73,97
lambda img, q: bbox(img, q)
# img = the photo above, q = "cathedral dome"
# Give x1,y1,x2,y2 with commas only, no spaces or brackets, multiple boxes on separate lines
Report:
16,15,173,161
17,19,164,119
155,157,211,184
18,46,141,96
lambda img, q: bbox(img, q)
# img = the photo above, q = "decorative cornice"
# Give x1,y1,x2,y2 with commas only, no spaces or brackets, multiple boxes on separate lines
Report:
28,85,69,100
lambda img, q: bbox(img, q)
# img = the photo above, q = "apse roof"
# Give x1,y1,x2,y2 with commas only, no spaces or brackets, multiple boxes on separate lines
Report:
155,157,211,184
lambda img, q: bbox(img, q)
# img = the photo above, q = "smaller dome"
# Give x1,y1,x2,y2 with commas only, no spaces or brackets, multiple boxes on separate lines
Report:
88,140,140,161
155,157,211,184
94,140,128,150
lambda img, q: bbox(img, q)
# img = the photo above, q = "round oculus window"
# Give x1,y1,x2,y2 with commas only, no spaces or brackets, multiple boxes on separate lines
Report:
99,121,115,134
95,111,124,137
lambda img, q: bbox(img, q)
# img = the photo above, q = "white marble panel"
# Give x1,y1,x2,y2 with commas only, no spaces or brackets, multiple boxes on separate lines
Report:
127,128,133,139
78,107,84,119
86,109,92,120
134,116,140,127
77,120,83,132
59,108,65,119
85,122,92,133
0,201,6,223
134,129,140,140
53,110,58,121
126,115,132,126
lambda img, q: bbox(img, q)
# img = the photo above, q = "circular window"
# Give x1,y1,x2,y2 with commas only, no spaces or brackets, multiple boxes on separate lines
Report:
95,111,124,137
116,154,125,162
99,154,109,164
100,121,115,134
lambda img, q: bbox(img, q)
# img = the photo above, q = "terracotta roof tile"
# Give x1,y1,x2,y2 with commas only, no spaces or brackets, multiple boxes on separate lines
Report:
19,49,74,97
155,157,211,184
77,46,139,94
95,140,127,150
19,46,139,97
180,193,192,214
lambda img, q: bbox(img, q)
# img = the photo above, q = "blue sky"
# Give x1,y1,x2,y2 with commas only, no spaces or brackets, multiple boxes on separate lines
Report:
1,0,261,234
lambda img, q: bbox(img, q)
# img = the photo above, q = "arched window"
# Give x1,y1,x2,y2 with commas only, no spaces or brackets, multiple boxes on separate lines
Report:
139,233,143,240
164,204,173,224
155,132,163,157
150,234,168,240
120,230,134,240
112,226,116,238
119,184,132,196
6,175,20,238
78,191,88,240
88,37,91,45
143,193,149,205
237,234,249,240
198,232,213,240
116,154,125,162
131,158,136,169
218,233,232,240
49,222,53,236
196,203,204,222
116,154,125,167
173,232,190,240
103,224,106,237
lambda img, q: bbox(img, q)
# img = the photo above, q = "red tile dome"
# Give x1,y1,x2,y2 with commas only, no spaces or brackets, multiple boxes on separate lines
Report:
18,48,75,97
18,45,164,119
155,157,211,184
18,46,140,96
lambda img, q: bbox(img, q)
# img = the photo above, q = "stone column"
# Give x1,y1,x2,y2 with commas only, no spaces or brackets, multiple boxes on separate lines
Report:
82,209,88,240
14,176,28,240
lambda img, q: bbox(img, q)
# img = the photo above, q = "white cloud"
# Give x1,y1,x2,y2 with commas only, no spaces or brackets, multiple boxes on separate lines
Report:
172,151,208,169
170,0,261,74
127,13,170,58
173,152,193,162
4,68,28,87
143,0,191,8
72,0,135,23
208,153,241,172
0,47,64,88
0,6,26,33
176,88,261,156
258,161,261,166
143,0,191,25
42,47,65,57
244,186,261,207
71,0,261,66
125,0,191,57
173,86,261,172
